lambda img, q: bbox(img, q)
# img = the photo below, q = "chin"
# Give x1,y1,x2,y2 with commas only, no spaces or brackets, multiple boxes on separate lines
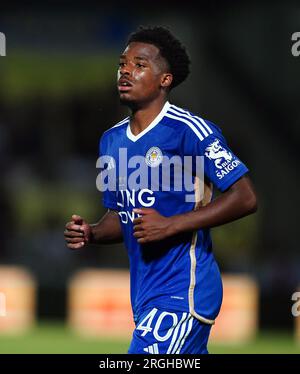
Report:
119,95,137,108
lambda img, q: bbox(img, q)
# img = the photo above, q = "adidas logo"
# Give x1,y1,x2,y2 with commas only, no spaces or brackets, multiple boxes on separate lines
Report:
143,343,159,354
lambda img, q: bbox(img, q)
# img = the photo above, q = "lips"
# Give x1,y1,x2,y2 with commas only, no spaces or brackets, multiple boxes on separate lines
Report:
118,78,133,92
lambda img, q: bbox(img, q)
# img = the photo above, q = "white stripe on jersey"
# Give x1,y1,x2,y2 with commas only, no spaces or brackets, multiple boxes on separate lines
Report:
165,112,205,141
111,117,129,128
166,312,188,354
143,343,159,354
176,315,194,353
188,176,215,325
170,105,213,135
168,107,209,138
102,117,129,135
170,314,190,354
169,105,213,138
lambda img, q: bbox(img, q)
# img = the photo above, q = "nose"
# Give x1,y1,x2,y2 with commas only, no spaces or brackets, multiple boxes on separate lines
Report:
119,64,131,77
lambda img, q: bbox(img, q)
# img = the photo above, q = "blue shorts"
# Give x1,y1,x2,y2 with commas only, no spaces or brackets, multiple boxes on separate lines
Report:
128,307,212,354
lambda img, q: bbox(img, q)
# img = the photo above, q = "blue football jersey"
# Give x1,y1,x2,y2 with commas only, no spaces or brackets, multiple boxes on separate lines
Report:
99,101,249,325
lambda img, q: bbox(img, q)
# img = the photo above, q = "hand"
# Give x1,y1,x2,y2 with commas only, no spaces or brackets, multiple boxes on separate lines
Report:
132,208,174,244
64,214,92,250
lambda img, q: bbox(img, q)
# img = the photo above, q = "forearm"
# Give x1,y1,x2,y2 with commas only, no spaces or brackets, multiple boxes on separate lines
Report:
90,210,123,244
171,176,257,235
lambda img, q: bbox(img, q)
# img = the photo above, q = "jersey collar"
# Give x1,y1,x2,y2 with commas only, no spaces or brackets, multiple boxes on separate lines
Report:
126,101,170,142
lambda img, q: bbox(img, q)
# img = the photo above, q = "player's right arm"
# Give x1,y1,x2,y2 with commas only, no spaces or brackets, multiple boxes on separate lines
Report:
64,210,123,250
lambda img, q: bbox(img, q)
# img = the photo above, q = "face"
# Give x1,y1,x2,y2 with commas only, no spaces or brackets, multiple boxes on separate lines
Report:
117,42,172,107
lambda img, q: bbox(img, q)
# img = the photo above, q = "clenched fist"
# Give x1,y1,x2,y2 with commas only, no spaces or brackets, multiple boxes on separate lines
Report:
64,214,92,249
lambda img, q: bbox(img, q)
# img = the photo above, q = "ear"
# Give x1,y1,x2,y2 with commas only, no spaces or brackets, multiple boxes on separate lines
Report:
161,73,173,89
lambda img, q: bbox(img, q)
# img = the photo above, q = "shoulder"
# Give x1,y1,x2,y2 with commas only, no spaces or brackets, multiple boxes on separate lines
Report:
100,116,129,144
165,103,223,143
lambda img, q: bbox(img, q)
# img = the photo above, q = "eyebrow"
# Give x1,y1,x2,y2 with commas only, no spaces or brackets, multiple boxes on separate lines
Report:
119,55,149,61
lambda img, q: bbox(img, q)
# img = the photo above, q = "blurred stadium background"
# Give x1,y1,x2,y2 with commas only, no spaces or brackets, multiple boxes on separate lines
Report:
0,0,300,353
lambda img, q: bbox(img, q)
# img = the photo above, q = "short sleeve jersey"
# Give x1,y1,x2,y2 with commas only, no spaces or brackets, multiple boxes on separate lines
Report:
99,101,248,324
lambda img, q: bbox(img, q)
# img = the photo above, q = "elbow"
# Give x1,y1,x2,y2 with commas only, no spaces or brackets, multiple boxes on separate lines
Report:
230,176,258,217
244,190,258,215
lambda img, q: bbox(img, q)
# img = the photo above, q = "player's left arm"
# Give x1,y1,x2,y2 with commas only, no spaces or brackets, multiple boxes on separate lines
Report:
133,175,257,244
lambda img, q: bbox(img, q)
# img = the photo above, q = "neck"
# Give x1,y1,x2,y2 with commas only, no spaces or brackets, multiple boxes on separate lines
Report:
129,97,168,136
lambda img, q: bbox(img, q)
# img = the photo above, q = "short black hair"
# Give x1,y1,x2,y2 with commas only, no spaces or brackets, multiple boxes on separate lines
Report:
126,26,191,89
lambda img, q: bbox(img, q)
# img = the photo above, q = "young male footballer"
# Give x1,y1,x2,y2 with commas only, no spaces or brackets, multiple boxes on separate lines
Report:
64,26,257,354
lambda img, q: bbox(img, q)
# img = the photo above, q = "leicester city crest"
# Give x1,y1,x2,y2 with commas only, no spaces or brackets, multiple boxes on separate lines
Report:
145,147,163,167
